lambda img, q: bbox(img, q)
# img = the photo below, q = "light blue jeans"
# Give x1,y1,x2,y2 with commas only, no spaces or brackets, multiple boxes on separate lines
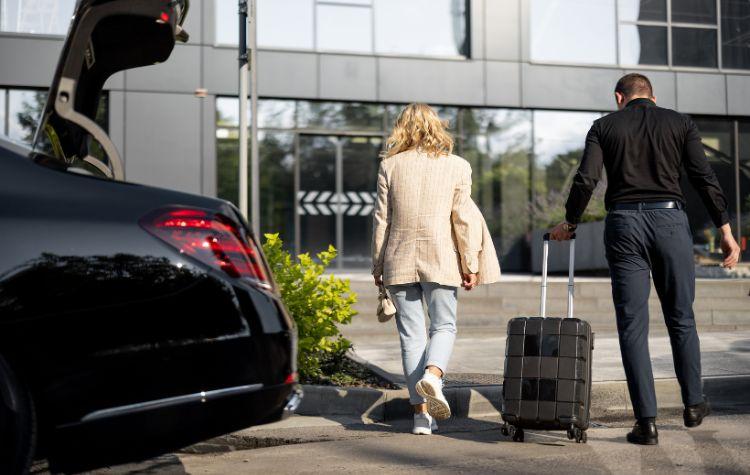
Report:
387,282,458,405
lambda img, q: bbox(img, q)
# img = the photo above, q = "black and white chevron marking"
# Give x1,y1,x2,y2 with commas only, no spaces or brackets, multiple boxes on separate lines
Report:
296,190,376,216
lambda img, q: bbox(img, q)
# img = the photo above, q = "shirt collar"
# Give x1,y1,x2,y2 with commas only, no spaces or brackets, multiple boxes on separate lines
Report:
625,97,656,108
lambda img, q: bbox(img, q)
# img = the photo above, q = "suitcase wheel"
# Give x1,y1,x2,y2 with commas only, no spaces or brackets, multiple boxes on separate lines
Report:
567,426,587,444
502,423,524,442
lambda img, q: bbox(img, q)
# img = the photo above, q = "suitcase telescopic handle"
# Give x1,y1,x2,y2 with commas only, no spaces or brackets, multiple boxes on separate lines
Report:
541,233,576,319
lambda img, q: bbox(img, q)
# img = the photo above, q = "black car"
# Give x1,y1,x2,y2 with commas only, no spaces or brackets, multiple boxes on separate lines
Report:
0,1,300,473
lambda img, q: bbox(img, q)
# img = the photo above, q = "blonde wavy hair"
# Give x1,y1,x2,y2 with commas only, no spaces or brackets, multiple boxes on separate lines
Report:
382,103,454,158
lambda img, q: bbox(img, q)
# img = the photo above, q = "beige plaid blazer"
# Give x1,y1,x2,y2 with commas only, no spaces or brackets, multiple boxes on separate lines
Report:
371,150,501,287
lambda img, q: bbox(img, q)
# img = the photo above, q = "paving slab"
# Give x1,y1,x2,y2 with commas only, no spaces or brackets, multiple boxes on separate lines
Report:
347,329,750,384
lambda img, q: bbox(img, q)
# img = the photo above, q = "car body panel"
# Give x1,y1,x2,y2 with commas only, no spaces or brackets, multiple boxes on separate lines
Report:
0,0,299,469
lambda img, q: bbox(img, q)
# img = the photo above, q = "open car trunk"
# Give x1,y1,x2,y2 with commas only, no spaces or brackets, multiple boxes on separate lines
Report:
32,0,190,180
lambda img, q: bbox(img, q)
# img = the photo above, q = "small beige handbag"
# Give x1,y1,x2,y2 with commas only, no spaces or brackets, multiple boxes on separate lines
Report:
377,283,397,323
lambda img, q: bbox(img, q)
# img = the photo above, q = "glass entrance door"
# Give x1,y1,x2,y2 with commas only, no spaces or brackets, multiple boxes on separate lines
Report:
296,134,382,269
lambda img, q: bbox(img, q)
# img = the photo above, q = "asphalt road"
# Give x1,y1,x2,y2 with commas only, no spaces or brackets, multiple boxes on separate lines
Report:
52,410,750,474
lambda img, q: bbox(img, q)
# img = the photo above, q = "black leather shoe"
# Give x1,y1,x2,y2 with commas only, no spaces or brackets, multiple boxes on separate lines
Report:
684,400,710,428
626,418,658,445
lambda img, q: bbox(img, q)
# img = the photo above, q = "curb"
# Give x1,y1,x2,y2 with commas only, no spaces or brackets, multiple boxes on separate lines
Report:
296,374,750,422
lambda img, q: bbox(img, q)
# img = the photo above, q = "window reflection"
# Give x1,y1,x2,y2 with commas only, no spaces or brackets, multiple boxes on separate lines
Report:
530,0,616,65
532,111,605,228
213,99,746,270
721,0,750,70
737,121,749,260
215,0,314,48
619,24,668,65
375,0,469,57
316,4,372,53
299,102,383,131
461,109,532,270
7,90,47,143
215,97,296,129
672,27,718,67
0,90,6,138
0,0,76,35
682,119,737,262
216,130,296,248
618,0,667,22
671,0,717,24
386,104,458,131
213,0,469,58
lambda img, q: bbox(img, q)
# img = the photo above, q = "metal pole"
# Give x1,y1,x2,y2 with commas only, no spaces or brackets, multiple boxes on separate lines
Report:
238,0,249,219
249,0,260,237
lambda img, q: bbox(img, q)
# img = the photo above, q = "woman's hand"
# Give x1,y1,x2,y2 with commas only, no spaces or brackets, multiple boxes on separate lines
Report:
462,273,478,291
374,275,383,287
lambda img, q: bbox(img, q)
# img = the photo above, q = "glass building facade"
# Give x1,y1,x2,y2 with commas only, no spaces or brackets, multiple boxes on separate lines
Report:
531,0,750,70
1,0,748,272
215,98,750,271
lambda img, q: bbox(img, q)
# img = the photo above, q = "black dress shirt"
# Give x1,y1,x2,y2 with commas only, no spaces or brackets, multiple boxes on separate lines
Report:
565,98,730,227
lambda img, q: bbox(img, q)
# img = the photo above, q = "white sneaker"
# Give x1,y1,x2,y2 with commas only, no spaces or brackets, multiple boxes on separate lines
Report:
412,412,433,435
416,372,451,420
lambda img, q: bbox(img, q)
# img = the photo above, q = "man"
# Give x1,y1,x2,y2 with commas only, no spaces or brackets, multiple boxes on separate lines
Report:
550,73,741,445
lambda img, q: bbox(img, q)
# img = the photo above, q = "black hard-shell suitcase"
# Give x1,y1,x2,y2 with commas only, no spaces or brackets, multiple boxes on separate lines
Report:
501,233,594,443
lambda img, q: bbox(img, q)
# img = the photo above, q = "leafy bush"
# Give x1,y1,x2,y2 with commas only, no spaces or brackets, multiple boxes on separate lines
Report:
262,233,358,381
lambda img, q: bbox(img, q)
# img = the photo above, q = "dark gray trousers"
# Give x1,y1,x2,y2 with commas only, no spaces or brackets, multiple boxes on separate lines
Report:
604,208,703,419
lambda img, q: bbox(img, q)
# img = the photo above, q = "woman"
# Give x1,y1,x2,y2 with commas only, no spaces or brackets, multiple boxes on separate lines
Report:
371,103,501,435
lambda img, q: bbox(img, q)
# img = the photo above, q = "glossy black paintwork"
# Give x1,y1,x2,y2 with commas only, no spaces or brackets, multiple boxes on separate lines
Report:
0,149,291,414
0,145,295,464
0,0,295,468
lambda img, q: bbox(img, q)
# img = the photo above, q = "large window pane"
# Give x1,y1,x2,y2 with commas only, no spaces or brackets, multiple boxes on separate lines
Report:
214,0,240,45
215,129,296,249
258,132,295,247
0,90,6,137
671,0,717,24
298,135,337,258
7,90,46,143
316,4,372,53
619,24,668,65
342,136,382,268
375,0,469,57
739,121,750,261
681,118,737,263
215,97,296,129
530,0,616,65
215,0,314,48
0,0,76,35
257,100,296,128
461,109,533,271
299,101,383,131
721,0,750,70
672,27,718,67
258,0,313,49
618,0,667,22
532,111,605,228
386,104,458,132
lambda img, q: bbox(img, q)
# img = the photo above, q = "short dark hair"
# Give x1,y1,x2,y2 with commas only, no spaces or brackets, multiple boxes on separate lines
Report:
615,73,653,98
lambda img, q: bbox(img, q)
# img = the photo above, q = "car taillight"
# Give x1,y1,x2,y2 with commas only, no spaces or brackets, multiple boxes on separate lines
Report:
140,207,270,287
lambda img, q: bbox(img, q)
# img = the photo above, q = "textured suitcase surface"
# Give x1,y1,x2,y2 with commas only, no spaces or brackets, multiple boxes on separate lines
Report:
502,316,593,431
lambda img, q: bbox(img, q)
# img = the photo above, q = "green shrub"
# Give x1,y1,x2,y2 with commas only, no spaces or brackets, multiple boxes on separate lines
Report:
262,233,358,381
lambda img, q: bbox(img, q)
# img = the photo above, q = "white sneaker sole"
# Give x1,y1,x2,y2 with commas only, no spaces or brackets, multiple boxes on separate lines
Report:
412,427,432,435
416,379,451,420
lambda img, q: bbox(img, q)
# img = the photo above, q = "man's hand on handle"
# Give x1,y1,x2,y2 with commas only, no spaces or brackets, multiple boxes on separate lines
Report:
549,221,576,241
719,224,741,270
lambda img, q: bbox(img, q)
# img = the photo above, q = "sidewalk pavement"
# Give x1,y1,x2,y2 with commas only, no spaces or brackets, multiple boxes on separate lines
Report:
347,329,750,385
303,272,750,422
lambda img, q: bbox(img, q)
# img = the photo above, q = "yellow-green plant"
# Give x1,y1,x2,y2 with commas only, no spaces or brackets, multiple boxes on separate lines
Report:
262,233,358,380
